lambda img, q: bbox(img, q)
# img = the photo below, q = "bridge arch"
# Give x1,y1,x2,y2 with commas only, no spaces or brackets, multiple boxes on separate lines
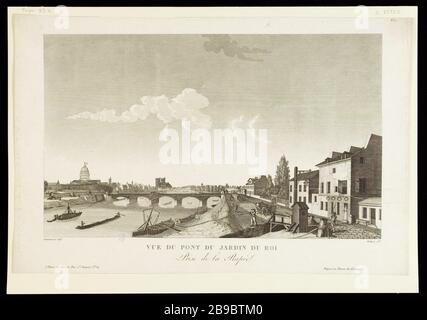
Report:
158,196,176,208
137,196,151,207
182,196,202,209
207,196,221,208
113,197,130,207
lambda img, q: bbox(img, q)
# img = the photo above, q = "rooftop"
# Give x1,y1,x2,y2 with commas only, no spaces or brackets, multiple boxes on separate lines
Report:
358,197,382,207
316,134,382,167
246,175,268,185
315,149,359,166
290,170,319,181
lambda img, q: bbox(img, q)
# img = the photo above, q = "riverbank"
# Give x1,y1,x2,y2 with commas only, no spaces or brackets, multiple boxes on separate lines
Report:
165,195,237,238
163,193,270,238
44,194,106,210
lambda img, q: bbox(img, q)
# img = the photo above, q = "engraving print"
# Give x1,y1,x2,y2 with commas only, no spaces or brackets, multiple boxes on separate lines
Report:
44,34,382,239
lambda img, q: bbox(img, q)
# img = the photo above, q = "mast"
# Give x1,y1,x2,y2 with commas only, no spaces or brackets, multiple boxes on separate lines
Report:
143,207,155,233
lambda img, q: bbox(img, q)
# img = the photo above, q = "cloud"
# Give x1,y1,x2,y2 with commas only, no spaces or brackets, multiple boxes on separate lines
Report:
202,35,271,62
67,88,212,128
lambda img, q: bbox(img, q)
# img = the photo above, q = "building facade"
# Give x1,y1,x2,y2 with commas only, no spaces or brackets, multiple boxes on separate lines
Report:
316,155,352,222
289,170,320,215
350,134,382,223
315,134,382,224
242,175,268,196
358,197,382,228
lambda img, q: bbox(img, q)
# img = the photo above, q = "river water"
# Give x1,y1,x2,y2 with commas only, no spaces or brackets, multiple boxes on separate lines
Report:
44,196,221,238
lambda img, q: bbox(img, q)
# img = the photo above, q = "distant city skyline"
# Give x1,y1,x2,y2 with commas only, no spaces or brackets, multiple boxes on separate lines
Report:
44,34,381,185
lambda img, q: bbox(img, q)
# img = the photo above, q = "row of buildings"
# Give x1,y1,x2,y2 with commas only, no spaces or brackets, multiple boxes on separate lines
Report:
46,164,177,197
289,134,382,228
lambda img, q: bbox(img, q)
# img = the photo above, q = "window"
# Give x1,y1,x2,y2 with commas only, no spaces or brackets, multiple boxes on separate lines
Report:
338,180,348,194
355,178,367,193
290,185,292,192
335,186,338,192
299,196,301,202
299,185,302,192
362,207,367,219
303,184,307,192
325,202,328,211
358,178,367,193
320,201,323,210
337,203,340,215
332,168,336,173
321,183,324,193
314,196,317,202
309,194,312,203
289,196,292,204
370,208,376,220
327,182,331,193
303,197,306,203
360,157,364,164
379,209,382,220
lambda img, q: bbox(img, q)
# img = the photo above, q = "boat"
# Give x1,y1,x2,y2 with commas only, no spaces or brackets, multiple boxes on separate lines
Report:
177,206,208,224
178,212,197,224
132,219,176,236
132,207,177,236
76,212,121,230
47,203,83,222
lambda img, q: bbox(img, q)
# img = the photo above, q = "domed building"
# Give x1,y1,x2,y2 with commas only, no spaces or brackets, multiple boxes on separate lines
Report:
70,162,100,185
80,162,90,181
46,162,113,199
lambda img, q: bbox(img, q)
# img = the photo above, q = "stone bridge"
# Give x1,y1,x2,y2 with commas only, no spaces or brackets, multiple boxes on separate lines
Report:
110,192,222,208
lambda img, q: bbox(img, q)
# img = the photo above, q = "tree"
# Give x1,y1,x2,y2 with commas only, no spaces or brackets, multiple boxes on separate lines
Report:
265,174,275,197
274,155,290,199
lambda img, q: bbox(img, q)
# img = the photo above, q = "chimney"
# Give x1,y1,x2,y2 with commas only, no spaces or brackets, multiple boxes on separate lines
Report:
293,166,298,204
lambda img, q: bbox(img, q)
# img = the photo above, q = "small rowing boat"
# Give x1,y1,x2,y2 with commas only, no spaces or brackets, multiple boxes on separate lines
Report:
47,203,83,222
76,212,121,230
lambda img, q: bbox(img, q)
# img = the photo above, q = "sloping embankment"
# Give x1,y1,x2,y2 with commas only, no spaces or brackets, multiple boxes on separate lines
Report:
165,194,243,238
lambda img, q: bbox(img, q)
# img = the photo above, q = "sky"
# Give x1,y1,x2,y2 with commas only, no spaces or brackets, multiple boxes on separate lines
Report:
44,34,381,186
